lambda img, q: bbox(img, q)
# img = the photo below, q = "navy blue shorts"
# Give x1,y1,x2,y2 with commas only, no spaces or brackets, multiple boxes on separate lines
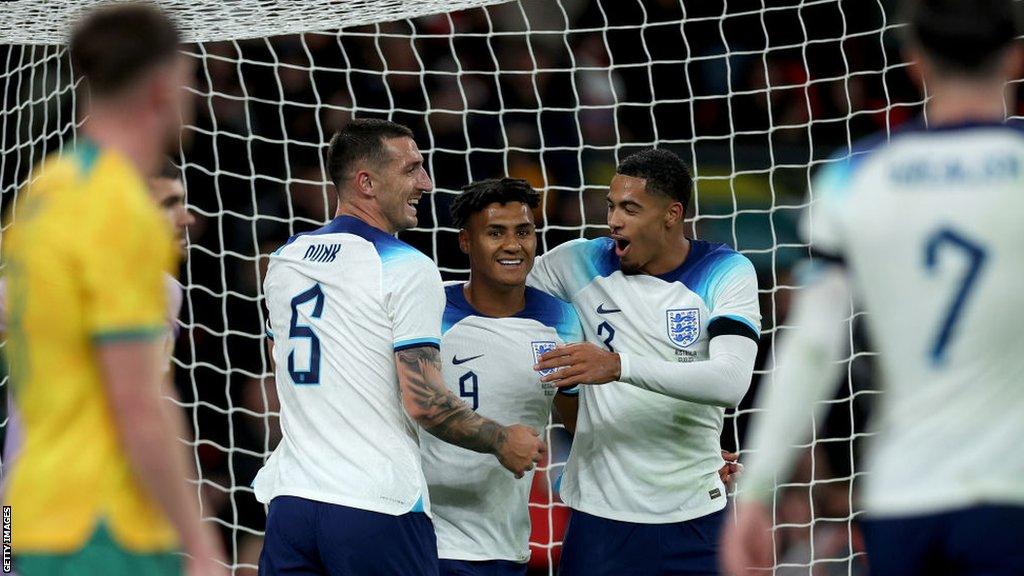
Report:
558,508,724,576
862,504,1024,576
438,558,527,576
259,495,439,576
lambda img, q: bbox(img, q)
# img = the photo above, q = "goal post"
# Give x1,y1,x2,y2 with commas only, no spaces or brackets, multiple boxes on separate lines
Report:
1,1,926,573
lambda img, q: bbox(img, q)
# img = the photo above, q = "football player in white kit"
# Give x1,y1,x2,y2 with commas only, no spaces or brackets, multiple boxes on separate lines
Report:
721,1,1024,574
420,178,583,576
530,149,763,575
256,120,546,576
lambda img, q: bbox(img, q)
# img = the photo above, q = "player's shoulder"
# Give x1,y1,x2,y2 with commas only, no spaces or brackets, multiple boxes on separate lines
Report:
672,240,752,279
817,119,1024,197
540,236,619,279
29,141,143,206
520,285,577,322
441,282,581,342
441,282,474,334
273,215,432,267
813,129,892,198
661,240,755,301
521,286,582,343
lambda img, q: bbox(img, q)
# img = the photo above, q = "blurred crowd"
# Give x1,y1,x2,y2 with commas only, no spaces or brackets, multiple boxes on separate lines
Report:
5,0,1023,573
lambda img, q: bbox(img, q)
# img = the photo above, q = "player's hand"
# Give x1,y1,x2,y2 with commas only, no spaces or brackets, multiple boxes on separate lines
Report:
185,522,230,576
496,424,547,479
719,450,744,488
720,500,774,576
534,342,620,387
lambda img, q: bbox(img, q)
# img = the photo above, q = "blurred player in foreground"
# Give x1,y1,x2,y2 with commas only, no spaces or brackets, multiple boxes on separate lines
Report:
419,178,582,576
1,160,194,465
3,4,225,576
721,0,1024,574
256,120,545,575
530,149,761,575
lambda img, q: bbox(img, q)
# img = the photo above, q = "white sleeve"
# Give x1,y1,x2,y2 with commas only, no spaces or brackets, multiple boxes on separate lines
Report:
384,255,445,351
708,255,761,339
526,238,589,301
802,153,855,261
738,264,853,502
618,335,758,407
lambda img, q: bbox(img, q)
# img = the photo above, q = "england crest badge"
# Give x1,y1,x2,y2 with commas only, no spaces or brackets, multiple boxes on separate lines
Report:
666,308,700,349
532,341,558,376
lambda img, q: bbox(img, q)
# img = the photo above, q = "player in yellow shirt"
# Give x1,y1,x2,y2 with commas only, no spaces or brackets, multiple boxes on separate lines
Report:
3,5,224,576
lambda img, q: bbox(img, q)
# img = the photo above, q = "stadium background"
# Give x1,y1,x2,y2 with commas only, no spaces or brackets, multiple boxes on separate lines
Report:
3,0,1020,574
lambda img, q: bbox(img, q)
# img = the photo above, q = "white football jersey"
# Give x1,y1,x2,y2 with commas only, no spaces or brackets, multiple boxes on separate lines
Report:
807,121,1024,516
528,237,761,523
420,283,583,562
254,215,445,516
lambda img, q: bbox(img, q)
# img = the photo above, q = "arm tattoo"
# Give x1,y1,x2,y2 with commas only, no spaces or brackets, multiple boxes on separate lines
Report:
396,346,506,454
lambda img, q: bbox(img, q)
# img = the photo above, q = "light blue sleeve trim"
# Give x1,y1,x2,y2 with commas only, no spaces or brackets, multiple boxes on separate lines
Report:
557,385,580,396
710,313,760,336
394,337,441,351
265,320,275,340
410,495,425,513
557,303,585,344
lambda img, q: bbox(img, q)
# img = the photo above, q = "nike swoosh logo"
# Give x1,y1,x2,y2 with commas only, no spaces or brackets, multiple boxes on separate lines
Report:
596,303,622,314
452,354,484,365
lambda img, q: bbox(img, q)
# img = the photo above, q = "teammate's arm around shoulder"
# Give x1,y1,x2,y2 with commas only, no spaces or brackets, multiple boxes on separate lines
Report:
395,345,545,478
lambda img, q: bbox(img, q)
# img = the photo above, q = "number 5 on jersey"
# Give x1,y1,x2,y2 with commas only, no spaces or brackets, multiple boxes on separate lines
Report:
288,284,325,385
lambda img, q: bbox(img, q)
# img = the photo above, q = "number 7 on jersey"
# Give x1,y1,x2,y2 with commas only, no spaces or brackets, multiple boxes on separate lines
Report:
924,228,987,365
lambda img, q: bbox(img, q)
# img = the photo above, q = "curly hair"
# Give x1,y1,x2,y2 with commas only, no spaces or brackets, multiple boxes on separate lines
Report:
450,178,541,228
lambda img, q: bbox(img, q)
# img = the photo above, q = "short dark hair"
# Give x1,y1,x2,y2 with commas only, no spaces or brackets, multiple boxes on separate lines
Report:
69,3,181,98
903,0,1020,75
450,178,541,228
616,149,693,210
326,119,415,192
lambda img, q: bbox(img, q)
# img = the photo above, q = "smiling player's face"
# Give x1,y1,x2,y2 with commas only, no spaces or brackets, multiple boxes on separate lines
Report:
373,137,433,233
462,201,537,290
607,173,678,274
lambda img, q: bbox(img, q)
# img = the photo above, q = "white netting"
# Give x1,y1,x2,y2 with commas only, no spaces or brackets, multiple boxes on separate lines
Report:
2,0,941,574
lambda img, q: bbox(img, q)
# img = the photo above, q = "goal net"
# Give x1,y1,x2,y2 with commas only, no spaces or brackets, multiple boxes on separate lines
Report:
1,0,927,573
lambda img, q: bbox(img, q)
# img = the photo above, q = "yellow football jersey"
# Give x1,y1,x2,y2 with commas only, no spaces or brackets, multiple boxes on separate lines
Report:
3,140,179,553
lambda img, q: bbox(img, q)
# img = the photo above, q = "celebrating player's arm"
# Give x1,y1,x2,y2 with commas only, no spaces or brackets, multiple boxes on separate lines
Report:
525,149,760,575
396,343,544,478
720,263,850,574
532,291,759,407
